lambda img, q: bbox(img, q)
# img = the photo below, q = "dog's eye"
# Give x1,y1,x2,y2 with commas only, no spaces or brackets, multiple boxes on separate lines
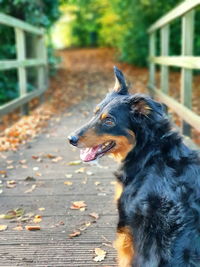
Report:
103,117,115,127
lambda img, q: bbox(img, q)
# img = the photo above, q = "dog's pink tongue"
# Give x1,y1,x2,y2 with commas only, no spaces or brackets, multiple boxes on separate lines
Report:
80,146,99,162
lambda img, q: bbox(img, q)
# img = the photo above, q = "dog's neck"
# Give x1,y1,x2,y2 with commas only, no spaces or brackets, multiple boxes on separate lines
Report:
116,129,194,185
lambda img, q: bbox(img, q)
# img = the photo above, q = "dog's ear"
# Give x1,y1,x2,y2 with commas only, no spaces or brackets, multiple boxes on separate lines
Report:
130,98,152,116
113,66,128,95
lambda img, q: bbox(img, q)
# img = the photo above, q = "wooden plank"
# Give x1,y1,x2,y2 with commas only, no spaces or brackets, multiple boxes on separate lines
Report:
15,28,28,115
181,10,195,136
148,0,200,33
149,56,200,69
35,35,48,103
160,25,169,94
149,32,156,93
0,88,46,116
0,59,46,70
148,84,200,132
0,13,44,35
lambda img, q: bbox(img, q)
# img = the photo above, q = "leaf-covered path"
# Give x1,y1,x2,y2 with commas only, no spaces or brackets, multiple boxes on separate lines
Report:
0,48,148,266
0,98,120,266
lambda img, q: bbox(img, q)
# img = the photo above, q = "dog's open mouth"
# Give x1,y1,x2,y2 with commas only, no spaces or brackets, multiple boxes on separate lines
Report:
80,141,116,162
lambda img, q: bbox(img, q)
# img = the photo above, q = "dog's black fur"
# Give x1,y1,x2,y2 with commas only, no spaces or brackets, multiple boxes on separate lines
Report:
69,67,200,267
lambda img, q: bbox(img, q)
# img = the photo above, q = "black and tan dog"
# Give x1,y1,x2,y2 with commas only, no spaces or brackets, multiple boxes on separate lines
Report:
68,67,200,267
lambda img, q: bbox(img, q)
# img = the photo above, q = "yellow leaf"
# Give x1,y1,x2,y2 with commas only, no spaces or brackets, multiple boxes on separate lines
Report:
64,181,73,186
93,248,107,262
0,225,7,231
67,160,82,166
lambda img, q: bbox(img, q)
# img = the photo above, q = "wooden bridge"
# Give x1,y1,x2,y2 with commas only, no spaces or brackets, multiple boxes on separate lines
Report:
0,1,200,266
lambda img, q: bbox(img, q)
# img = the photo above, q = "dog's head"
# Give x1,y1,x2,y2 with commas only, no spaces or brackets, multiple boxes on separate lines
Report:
68,67,168,162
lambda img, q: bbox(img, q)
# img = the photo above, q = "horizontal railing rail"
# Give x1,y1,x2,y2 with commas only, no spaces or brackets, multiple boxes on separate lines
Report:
148,0,200,137
0,13,48,116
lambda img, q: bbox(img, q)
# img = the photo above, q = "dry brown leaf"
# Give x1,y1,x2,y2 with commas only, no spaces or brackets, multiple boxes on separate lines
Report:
93,248,107,262
89,212,99,220
25,225,40,231
25,184,36,193
69,230,81,238
70,201,87,210
0,225,8,231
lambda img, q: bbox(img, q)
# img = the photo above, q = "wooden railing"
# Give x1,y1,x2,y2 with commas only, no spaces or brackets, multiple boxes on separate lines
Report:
148,0,200,136
0,13,48,116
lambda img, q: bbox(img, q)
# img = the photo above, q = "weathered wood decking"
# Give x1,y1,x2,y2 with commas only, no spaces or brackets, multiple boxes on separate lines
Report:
0,100,118,266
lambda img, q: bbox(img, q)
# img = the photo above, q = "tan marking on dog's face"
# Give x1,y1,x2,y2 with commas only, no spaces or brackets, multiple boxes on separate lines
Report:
100,113,108,120
114,226,134,267
78,129,135,162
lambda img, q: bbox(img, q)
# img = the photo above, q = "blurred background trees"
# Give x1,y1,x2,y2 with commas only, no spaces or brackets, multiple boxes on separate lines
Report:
1,0,200,104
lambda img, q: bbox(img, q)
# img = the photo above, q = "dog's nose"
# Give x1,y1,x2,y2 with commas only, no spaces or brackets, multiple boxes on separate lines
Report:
68,135,79,146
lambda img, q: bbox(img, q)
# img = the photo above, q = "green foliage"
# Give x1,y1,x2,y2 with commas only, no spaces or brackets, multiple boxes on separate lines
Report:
0,0,61,104
64,0,186,66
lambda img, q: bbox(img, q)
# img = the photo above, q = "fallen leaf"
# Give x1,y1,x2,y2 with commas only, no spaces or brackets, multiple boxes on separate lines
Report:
110,181,116,185
79,221,91,231
67,160,82,166
65,174,73,178
13,225,23,231
7,165,14,169
70,201,87,210
95,181,101,186
35,172,42,177
69,230,81,238
0,170,7,175
44,153,56,159
25,184,36,193
64,181,73,186
38,207,45,211
75,167,86,174
25,225,40,231
93,248,107,262
19,159,27,164
89,212,99,220
33,215,42,223
21,165,28,169
86,171,93,176
6,180,16,188
0,225,7,231
32,155,39,160
0,208,24,219
25,176,36,182
52,156,63,163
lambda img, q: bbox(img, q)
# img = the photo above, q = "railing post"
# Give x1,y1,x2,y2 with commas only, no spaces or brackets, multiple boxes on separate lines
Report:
149,32,156,94
15,28,28,115
181,10,195,136
160,25,169,94
35,34,48,103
